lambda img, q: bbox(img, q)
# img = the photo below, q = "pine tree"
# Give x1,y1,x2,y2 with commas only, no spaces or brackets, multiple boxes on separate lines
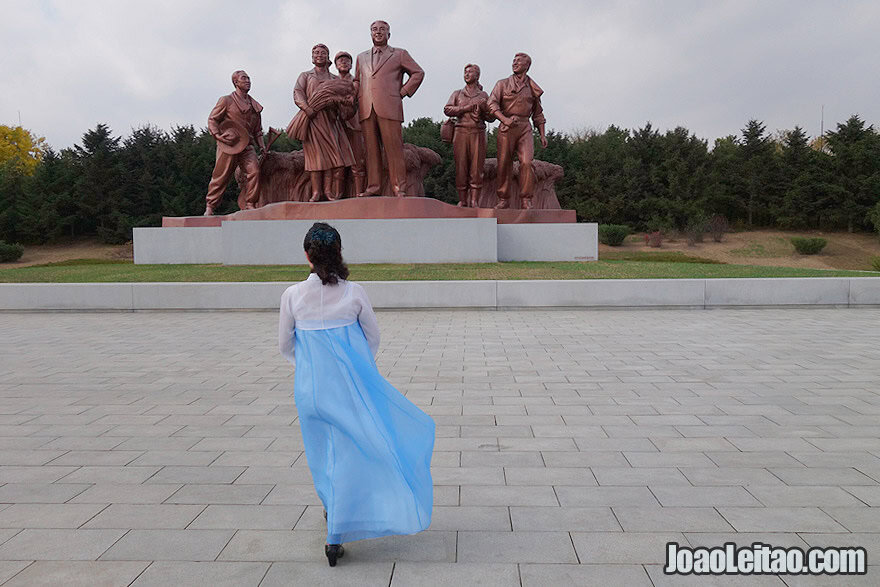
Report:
825,115,880,232
73,124,123,240
739,119,777,226
0,160,24,242
402,117,455,203
23,148,72,241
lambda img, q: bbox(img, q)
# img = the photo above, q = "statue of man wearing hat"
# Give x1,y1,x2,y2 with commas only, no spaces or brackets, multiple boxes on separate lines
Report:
334,50,366,197
203,70,267,216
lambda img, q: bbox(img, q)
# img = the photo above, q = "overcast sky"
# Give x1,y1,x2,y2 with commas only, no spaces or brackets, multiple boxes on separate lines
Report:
3,0,879,149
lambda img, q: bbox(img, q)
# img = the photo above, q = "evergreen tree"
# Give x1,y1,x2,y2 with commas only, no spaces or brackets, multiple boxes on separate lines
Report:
0,160,24,242
627,123,673,229
72,124,124,240
536,129,574,212
825,115,880,231
160,126,217,217
774,126,840,229
22,148,72,242
655,126,710,229
106,125,171,243
705,136,744,223
565,126,629,223
402,117,455,203
739,119,777,226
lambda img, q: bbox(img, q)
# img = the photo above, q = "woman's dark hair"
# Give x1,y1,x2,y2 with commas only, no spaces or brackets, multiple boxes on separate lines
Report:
303,222,349,285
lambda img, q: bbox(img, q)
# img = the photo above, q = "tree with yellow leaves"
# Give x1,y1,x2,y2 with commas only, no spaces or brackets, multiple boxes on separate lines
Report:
0,125,47,175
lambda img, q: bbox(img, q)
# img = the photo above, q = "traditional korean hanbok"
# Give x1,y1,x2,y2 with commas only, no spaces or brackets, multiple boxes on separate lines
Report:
279,273,434,544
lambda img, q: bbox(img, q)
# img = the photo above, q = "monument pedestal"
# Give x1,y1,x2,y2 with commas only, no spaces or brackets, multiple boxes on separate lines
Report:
162,197,576,227
135,197,596,265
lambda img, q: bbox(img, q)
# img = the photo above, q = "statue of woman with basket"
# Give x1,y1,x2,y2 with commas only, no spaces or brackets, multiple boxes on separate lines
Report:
289,44,357,202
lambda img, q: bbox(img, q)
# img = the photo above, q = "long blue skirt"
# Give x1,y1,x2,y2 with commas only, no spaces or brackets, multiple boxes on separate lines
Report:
293,322,435,544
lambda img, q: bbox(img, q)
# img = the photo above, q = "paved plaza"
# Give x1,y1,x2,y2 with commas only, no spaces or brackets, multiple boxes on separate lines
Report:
0,308,878,585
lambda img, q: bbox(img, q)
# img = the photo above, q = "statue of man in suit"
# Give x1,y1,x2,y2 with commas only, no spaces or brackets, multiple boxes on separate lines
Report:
353,20,424,198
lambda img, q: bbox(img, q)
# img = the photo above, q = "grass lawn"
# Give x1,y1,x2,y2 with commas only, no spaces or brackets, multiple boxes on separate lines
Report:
1,253,878,282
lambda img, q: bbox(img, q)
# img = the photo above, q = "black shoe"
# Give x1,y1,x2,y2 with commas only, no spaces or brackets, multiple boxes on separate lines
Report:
325,543,344,567
323,509,327,521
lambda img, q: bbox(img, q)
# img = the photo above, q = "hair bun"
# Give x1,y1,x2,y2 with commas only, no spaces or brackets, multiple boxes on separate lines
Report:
303,222,349,285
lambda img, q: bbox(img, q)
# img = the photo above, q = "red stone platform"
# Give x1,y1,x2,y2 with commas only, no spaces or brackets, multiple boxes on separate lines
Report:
162,197,576,227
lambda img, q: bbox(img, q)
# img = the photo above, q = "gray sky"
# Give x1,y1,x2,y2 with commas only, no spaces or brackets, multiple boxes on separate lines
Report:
3,0,879,149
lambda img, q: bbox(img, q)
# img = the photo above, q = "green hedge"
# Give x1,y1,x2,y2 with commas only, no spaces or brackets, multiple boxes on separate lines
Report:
0,241,24,262
790,237,827,255
598,224,631,246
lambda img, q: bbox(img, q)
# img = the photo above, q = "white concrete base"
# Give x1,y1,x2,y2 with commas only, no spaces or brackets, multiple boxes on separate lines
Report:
496,279,704,307
3,278,880,311
498,223,597,262
131,282,288,310
849,277,880,305
0,283,134,310
704,278,850,306
133,227,222,264
133,219,596,265
361,281,496,308
221,219,497,264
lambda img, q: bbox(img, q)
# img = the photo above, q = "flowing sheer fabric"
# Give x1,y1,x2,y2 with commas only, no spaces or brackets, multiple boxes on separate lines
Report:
279,274,435,544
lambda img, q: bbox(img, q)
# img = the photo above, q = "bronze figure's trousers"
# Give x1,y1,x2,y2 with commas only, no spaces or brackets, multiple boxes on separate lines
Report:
496,121,535,202
205,146,260,208
345,127,365,196
345,127,365,178
362,108,406,196
453,127,486,193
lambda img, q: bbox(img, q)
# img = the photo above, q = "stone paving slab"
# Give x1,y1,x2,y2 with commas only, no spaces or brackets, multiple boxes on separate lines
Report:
392,562,517,586
262,561,393,586
130,562,270,587
0,563,31,586
4,561,150,587
100,529,234,561
0,529,126,561
83,504,205,530
521,563,653,586
0,309,879,584
644,564,787,585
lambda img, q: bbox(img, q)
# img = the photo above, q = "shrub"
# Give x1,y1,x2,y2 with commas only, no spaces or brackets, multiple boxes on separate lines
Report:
871,256,880,272
868,202,880,236
598,224,630,246
646,215,675,235
685,214,708,245
0,241,24,263
708,214,728,242
790,237,827,255
647,231,663,247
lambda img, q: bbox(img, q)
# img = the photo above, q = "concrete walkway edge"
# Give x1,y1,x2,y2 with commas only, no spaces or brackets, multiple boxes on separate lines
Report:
2,277,880,310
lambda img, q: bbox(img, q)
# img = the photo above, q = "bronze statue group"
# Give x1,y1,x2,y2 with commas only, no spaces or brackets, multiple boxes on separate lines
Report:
228,20,555,568
203,20,548,216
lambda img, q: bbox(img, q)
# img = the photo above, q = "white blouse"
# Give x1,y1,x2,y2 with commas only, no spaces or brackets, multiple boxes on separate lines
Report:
278,273,381,364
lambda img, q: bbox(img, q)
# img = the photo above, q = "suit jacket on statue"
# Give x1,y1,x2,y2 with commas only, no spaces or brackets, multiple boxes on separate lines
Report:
354,45,424,122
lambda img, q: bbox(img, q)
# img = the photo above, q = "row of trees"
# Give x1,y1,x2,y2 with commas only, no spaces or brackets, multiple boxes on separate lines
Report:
543,117,880,234
1,115,879,245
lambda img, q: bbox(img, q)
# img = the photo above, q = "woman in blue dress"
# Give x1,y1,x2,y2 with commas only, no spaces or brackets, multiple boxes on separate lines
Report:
278,222,435,567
